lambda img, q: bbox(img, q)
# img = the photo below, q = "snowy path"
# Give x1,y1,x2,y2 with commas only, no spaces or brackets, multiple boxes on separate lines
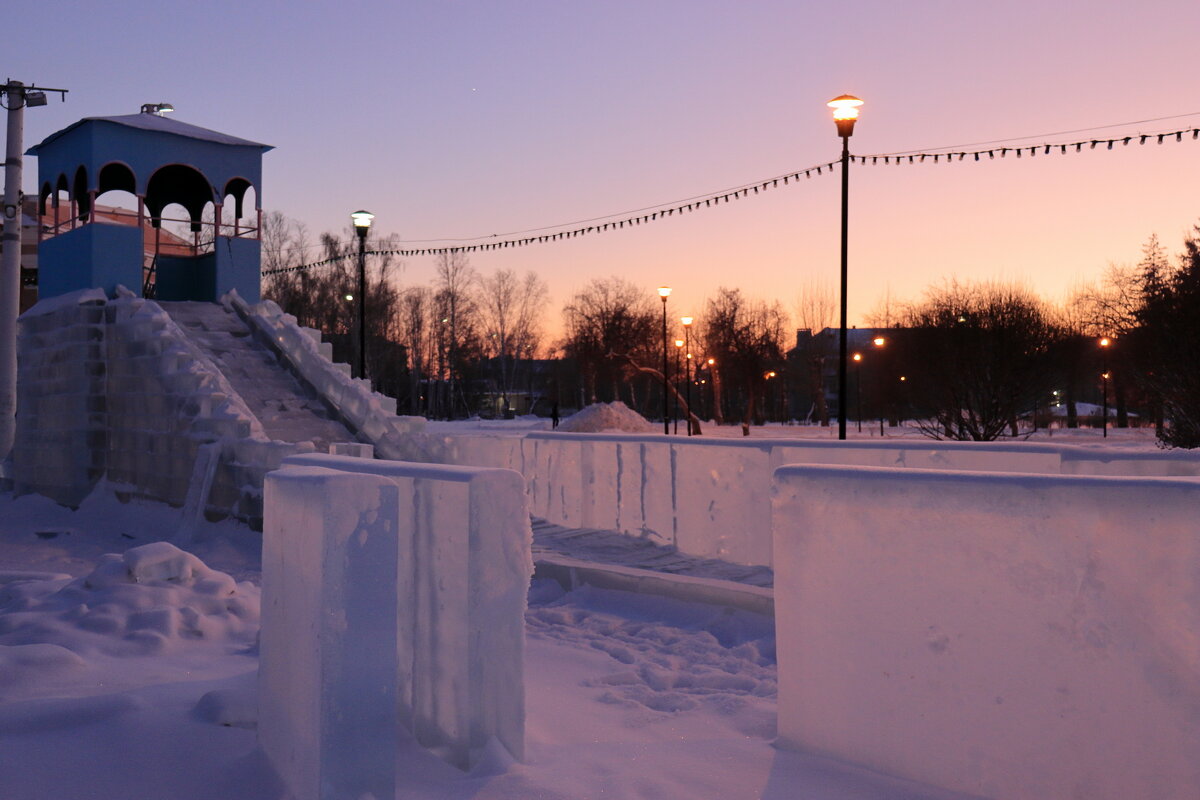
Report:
159,302,354,451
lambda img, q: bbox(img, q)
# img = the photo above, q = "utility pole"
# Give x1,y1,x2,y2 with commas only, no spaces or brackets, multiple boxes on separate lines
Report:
1,80,66,460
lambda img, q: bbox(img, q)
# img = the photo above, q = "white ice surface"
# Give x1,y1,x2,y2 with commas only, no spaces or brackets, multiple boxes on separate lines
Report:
0,480,977,800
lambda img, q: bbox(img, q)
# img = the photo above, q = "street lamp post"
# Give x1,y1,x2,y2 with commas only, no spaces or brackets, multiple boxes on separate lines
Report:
350,210,374,382
872,336,886,435
852,353,863,433
1099,336,1111,438
658,287,672,435
828,94,863,441
673,339,684,434
681,316,694,435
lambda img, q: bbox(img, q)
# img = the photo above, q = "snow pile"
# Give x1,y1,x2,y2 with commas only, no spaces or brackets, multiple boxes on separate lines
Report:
558,401,655,433
0,541,260,660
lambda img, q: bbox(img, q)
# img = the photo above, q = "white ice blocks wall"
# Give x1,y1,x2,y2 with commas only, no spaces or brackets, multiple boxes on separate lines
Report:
261,455,531,800
771,465,1200,800
14,289,108,506
427,431,1200,569
15,288,308,524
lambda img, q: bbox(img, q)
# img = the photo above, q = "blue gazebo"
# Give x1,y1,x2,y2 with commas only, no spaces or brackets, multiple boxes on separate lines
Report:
27,108,273,303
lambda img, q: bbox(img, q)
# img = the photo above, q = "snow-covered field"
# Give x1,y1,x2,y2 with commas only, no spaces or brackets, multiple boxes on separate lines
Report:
0,477,989,799
0,421,1164,799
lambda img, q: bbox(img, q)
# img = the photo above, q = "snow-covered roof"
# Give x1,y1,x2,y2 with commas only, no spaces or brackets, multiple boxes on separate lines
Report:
27,113,272,155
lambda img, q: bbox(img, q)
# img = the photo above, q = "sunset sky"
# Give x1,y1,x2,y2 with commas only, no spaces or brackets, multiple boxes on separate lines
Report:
13,0,1200,340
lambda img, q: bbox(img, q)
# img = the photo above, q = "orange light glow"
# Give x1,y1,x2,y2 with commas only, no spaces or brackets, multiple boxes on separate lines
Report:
852,352,862,362
827,94,863,121
658,286,672,298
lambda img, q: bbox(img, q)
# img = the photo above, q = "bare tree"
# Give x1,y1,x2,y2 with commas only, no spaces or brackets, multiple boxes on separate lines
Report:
792,278,834,333
791,279,836,426
477,268,549,411
260,210,310,275
433,252,480,418
701,287,788,435
561,277,658,407
399,286,433,414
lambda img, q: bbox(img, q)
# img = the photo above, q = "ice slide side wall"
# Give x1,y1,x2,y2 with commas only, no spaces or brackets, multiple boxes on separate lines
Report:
15,288,306,521
260,455,531,800
771,465,1200,800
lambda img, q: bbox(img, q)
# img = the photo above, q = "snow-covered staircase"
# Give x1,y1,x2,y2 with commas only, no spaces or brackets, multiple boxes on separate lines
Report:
159,302,355,453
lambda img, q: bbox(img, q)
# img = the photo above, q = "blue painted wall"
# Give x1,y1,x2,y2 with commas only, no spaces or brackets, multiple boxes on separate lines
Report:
155,253,216,302
214,237,261,304
38,224,143,298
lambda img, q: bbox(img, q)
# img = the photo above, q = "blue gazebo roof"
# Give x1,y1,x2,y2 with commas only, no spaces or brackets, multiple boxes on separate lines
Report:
27,113,272,153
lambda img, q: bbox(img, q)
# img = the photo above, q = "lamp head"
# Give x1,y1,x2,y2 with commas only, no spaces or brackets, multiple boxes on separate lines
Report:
873,336,885,347
675,339,684,348
658,286,672,299
853,352,862,362
828,94,863,137
680,316,693,327
1099,336,1111,348
351,210,374,239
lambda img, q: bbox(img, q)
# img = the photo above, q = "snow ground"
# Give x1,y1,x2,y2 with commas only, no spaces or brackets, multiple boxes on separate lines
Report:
426,414,1160,448
0,483,983,800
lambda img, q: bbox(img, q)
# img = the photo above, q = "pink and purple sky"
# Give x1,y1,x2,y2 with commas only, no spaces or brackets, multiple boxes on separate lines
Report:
14,0,1200,338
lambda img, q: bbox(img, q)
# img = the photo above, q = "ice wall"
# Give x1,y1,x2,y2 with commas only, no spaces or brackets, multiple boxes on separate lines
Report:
13,289,108,506
15,288,309,525
435,431,1200,568
771,464,1200,800
260,454,531,800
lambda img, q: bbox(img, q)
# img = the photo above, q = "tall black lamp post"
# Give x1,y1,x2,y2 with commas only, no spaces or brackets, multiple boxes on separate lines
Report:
350,210,374,382
1099,336,1111,438
852,352,863,433
681,316,694,435
658,287,672,435
828,94,863,441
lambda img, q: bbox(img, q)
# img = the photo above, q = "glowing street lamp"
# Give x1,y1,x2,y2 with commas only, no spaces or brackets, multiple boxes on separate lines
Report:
852,352,864,433
681,316,694,435
658,287,672,435
351,210,374,381
1099,336,1112,437
828,94,863,440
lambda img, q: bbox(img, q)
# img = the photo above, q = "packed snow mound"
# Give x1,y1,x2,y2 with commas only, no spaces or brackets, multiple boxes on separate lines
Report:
558,401,655,433
0,541,260,658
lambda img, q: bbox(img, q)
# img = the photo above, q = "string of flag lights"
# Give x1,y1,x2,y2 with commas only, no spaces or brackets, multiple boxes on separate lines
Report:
261,124,1200,277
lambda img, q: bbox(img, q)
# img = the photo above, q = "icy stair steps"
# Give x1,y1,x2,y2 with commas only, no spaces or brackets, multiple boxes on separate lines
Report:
160,302,356,453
